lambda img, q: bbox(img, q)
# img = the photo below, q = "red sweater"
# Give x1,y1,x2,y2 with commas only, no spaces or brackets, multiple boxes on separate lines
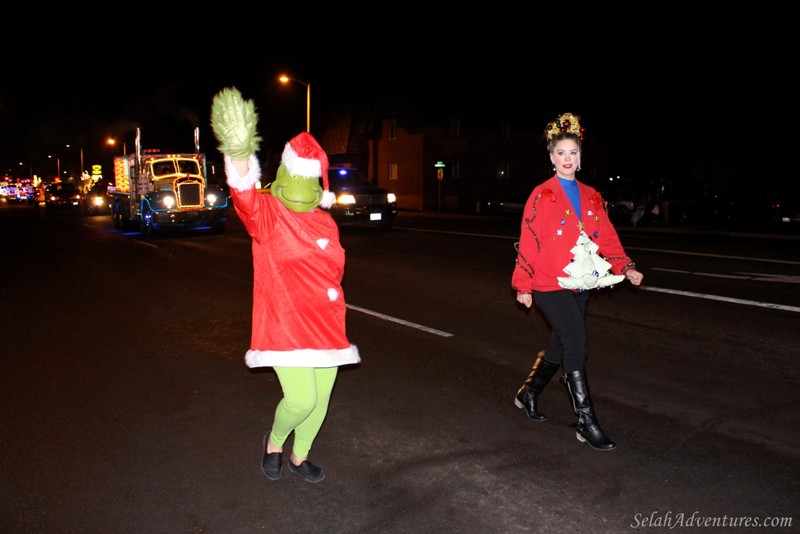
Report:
512,176,636,293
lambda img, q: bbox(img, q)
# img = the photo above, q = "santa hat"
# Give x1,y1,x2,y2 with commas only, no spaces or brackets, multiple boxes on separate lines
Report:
281,132,335,208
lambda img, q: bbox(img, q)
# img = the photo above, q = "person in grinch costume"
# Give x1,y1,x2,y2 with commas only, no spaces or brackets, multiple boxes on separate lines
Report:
512,112,643,451
211,87,360,483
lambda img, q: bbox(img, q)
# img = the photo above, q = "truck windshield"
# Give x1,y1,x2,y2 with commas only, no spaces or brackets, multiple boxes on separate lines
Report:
177,160,201,175
152,159,201,178
153,162,175,177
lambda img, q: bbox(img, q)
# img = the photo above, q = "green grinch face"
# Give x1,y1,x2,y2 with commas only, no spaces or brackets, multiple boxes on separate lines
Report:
270,164,323,212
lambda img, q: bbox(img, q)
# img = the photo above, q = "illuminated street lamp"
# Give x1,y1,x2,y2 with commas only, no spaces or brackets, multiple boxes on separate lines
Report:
279,74,311,133
107,137,127,155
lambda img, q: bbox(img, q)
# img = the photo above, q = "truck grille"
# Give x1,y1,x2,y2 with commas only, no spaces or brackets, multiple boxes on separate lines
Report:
177,181,203,208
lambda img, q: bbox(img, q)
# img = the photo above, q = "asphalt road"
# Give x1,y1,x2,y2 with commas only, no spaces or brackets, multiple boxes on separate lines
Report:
1,202,798,533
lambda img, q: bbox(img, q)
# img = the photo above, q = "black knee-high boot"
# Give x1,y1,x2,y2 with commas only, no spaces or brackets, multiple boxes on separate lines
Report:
565,369,616,450
514,351,562,422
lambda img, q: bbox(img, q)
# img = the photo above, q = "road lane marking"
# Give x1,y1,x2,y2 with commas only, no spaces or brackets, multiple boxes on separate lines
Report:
346,304,454,337
626,246,800,266
379,228,800,322
735,273,800,283
399,227,517,240
349,285,798,342
652,268,800,283
639,286,800,313
399,228,799,266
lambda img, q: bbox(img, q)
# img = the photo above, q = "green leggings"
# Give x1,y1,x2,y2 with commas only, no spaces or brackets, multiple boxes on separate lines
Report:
269,366,338,459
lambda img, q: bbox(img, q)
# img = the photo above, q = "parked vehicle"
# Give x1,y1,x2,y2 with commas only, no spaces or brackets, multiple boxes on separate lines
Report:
771,198,800,226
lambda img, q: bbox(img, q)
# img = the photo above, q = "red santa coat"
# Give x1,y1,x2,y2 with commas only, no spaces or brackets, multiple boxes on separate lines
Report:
512,175,636,294
228,158,360,368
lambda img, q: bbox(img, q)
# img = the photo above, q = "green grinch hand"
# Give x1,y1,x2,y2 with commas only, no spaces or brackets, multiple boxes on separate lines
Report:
211,87,262,161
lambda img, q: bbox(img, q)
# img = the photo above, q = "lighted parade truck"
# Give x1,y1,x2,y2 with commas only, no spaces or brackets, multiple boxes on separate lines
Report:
109,127,228,235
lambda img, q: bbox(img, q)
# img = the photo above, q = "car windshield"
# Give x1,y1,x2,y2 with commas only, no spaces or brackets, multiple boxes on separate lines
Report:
48,183,77,194
89,182,110,193
328,168,368,186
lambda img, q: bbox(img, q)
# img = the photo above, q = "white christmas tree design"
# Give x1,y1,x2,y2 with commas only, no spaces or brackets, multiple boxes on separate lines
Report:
557,231,625,290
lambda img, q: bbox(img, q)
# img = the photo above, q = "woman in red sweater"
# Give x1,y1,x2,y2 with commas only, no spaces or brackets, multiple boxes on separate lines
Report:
512,113,643,451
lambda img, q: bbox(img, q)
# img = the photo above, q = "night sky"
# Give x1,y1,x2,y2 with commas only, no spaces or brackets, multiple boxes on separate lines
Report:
2,37,797,204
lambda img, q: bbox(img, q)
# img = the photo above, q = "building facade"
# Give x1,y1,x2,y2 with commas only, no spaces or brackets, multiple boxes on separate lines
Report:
315,92,610,214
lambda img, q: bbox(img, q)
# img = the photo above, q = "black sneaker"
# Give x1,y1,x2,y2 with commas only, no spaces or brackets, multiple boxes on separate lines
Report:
261,433,282,480
288,460,325,483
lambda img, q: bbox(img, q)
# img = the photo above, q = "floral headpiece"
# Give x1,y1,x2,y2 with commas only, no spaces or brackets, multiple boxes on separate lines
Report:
545,112,585,141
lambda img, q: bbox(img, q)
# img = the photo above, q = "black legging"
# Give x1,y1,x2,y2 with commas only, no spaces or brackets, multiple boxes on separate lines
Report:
533,289,590,373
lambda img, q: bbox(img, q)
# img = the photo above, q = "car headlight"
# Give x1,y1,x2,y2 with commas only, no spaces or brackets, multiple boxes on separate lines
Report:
387,193,397,203
206,193,219,205
162,195,176,209
337,193,356,205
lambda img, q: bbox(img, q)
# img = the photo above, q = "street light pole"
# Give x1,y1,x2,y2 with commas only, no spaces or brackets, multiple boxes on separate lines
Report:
305,82,311,133
279,75,311,133
107,138,126,155
65,144,83,178
48,155,61,179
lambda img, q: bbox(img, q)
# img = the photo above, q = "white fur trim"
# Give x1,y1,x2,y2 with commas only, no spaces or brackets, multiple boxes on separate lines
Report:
282,143,322,177
225,154,261,192
319,190,336,209
244,345,361,368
